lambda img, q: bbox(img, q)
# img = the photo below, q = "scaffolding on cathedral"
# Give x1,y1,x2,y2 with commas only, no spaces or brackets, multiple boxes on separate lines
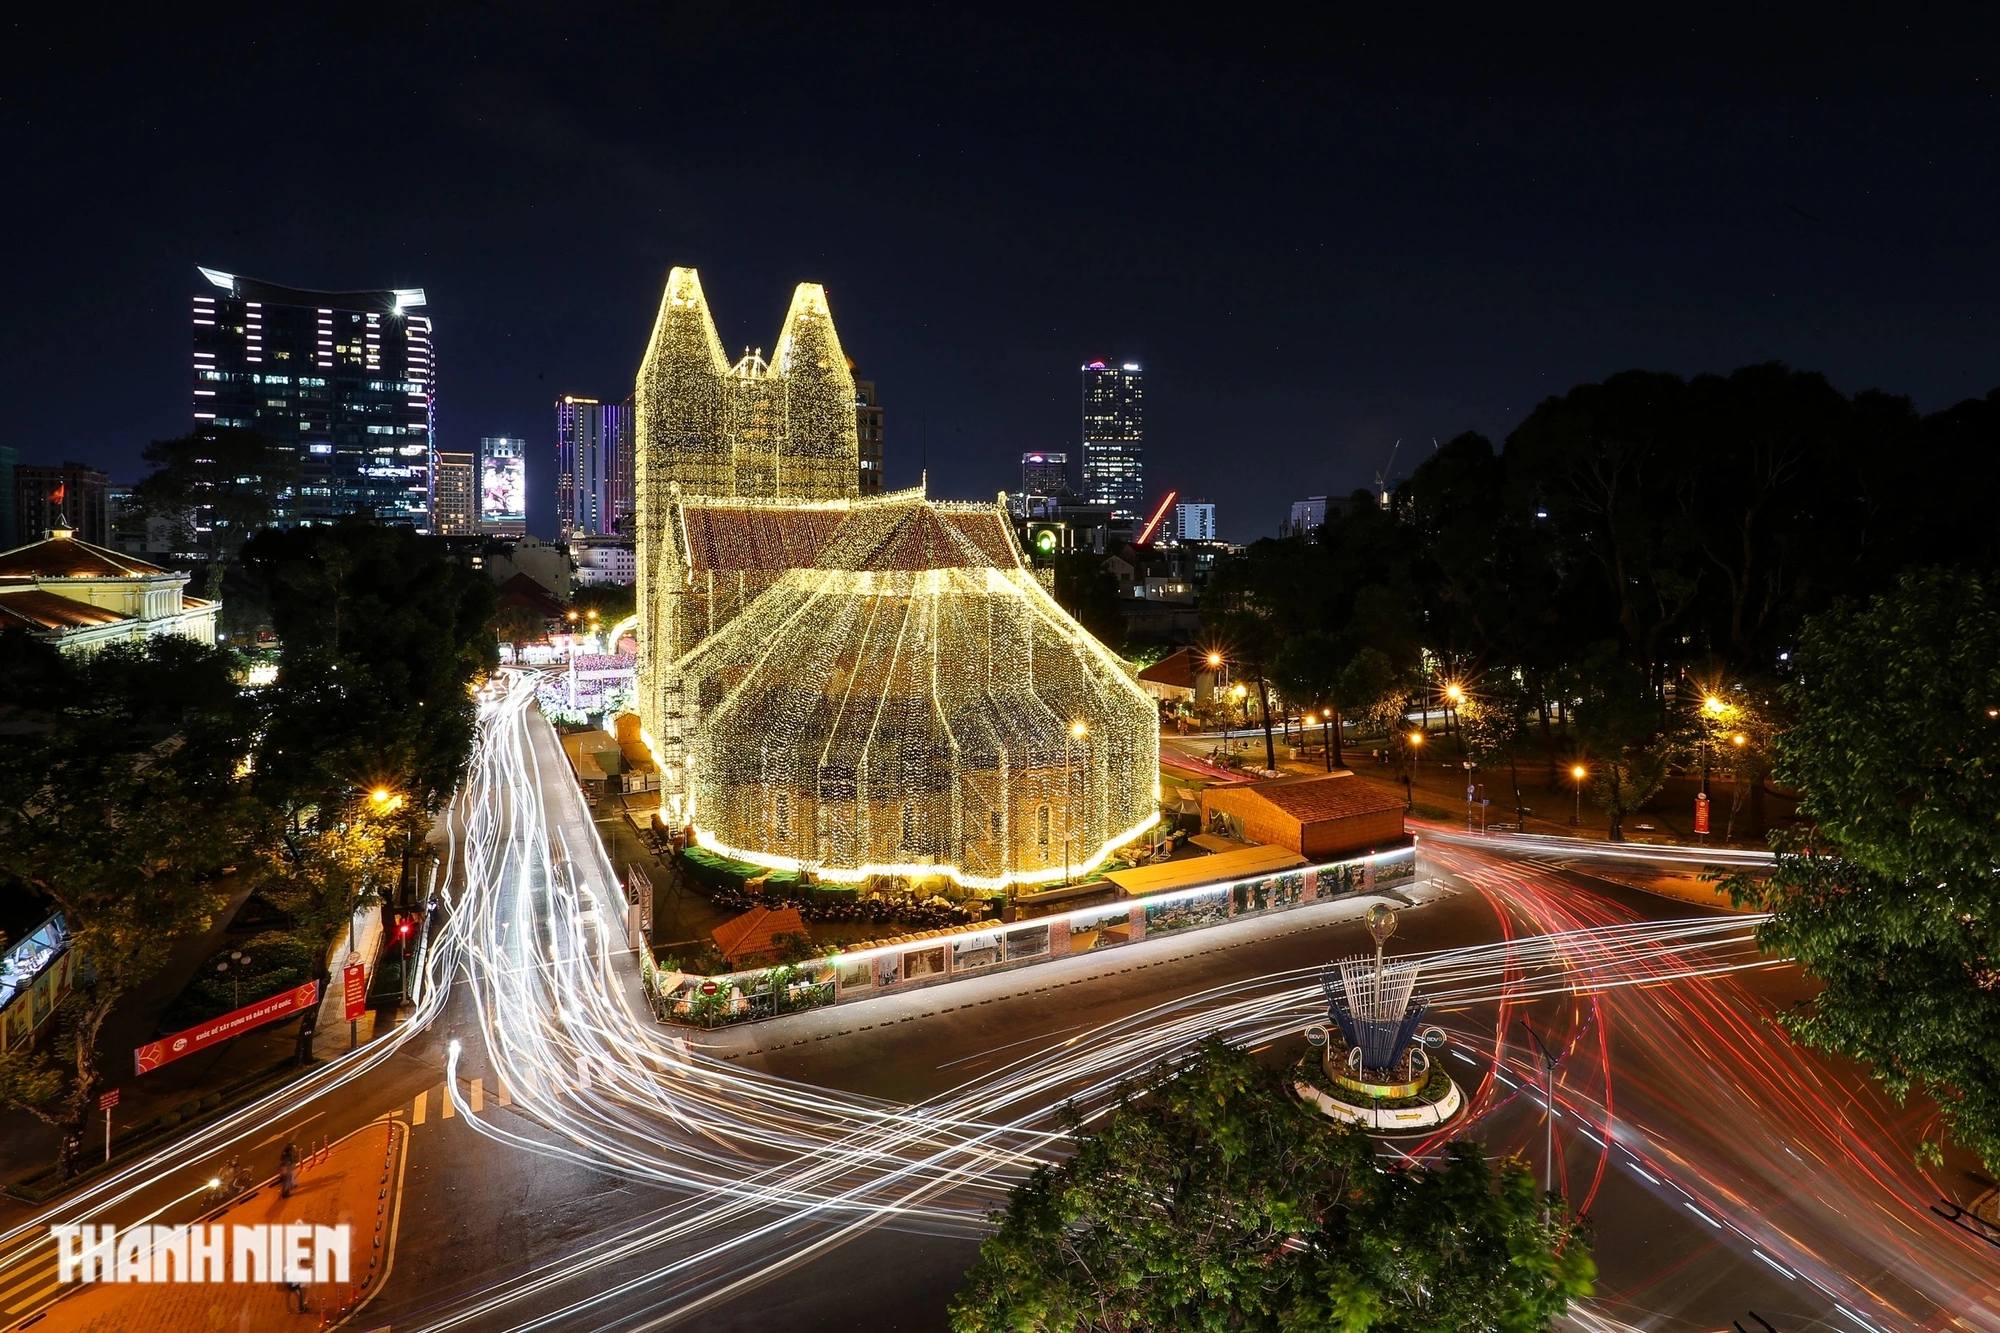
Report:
631,269,1159,889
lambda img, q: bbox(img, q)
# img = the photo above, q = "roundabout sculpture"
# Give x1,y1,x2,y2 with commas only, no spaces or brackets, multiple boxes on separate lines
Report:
1295,904,1464,1131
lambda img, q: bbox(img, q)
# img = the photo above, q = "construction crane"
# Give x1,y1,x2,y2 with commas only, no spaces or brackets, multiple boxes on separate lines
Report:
1374,441,1402,509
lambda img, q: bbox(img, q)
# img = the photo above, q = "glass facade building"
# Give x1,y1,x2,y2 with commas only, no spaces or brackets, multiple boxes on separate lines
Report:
1020,451,1070,496
192,267,433,527
1080,360,1143,520
555,396,634,538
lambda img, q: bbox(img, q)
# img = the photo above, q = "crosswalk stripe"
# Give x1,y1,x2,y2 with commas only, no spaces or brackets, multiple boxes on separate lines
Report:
0,1259,56,1304
5,1275,61,1315
440,1081,455,1118
575,1055,591,1090
497,1080,512,1107
413,1088,427,1125
470,1077,484,1113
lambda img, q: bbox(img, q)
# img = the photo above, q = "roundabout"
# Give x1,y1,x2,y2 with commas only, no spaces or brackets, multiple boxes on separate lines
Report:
1295,903,1464,1132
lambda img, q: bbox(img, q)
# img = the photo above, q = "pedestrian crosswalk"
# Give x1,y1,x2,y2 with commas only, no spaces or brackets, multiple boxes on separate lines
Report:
410,1076,510,1126
0,1237,60,1318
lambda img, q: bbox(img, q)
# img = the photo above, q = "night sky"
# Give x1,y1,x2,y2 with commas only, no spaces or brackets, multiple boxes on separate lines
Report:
6,6,1998,540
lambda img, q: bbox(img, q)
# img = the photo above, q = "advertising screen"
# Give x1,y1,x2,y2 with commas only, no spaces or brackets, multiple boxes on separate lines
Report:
481,454,524,526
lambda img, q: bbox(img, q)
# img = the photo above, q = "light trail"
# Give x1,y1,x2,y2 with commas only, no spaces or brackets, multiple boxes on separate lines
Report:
383,671,1795,1331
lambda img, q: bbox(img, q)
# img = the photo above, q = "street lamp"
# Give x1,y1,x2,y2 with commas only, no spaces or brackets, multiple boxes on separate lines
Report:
1231,682,1249,745
1570,763,1586,827
216,950,250,1008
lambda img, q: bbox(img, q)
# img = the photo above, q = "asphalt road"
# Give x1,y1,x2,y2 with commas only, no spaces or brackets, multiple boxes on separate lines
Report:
6,678,1992,1333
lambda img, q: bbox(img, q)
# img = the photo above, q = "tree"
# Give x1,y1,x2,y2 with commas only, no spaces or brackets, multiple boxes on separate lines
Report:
1728,569,2000,1170
0,639,260,1179
241,519,497,1052
950,1040,1593,1333
491,605,550,657
132,427,299,599
1572,650,1671,841
1048,551,1125,653
1461,674,1535,825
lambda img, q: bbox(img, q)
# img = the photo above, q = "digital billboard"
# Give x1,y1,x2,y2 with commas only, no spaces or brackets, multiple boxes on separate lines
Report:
480,436,526,534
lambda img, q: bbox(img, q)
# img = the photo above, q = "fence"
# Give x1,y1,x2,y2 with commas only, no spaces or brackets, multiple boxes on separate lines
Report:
641,843,1419,1028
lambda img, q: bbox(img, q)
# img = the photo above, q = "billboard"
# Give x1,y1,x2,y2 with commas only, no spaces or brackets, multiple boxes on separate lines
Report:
480,437,526,532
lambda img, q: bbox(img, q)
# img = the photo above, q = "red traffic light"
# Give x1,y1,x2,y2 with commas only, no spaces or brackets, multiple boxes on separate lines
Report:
397,920,413,937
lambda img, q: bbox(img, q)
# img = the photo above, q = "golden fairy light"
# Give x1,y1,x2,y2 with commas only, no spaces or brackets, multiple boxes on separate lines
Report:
633,269,1158,889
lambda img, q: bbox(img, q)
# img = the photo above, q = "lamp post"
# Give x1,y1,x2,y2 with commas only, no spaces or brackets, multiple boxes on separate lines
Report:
1232,683,1249,747
1404,730,1423,810
1443,681,1464,750
216,950,249,1008
1519,1019,1561,1223
1570,763,1586,827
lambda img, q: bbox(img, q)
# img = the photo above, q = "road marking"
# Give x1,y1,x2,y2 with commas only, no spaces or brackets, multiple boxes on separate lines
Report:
413,1088,427,1125
0,1257,57,1305
576,1055,592,1090
5,1274,61,1315
497,1080,512,1107
441,1082,456,1118
470,1077,484,1113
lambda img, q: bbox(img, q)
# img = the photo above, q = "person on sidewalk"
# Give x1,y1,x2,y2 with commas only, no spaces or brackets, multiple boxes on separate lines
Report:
279,1141,299,1198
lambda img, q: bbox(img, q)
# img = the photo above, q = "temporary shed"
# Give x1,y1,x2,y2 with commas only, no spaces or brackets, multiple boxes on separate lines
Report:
1199,773,1405,860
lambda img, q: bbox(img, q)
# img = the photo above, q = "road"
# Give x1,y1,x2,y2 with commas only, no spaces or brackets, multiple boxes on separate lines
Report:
3,674,1991,1332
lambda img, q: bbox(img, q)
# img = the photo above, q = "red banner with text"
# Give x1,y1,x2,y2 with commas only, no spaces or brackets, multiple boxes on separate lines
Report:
134,980,320,1075
343,962,368,1021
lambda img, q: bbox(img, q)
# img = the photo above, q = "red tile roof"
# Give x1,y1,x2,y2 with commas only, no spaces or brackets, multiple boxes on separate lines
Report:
1227,773,1406,823
0,587,129,631
1138,647,1198,689
0,536,171,580
710,905,808,964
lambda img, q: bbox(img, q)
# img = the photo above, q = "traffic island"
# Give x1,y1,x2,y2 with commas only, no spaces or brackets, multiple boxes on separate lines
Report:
1294,903,1463,1134
25,1120,407,1332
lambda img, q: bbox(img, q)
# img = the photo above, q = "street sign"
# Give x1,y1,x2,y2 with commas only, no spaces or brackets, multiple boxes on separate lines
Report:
1467,784,1476,802
1420,1026,1447,1051
1695,792,1711,835
343,962,368,1021
97,1088,119,1111
699,980,719,996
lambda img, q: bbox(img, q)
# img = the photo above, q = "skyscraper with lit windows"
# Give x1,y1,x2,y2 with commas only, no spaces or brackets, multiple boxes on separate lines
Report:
1080,360,1143,520
191,267,434,527
555,395,634,538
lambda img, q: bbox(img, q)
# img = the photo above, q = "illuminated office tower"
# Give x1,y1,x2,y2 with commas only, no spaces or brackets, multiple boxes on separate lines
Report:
191,267,433,527
1021,451,1069,496
1080,360,1143,520
555,396,634,538
855,379,884,495
480,437,527,537
432,451,476,535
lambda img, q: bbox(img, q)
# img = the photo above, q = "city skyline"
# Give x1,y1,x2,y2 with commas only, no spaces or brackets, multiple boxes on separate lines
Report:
17,12,2000,545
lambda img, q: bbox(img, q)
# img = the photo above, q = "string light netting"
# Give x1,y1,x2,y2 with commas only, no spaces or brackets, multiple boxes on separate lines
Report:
663,492,1159,889
633,268,1158,888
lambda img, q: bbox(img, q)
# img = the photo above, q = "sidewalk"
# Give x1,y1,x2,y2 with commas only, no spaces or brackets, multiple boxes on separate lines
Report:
311,905,384,1052
25,1120,407,1332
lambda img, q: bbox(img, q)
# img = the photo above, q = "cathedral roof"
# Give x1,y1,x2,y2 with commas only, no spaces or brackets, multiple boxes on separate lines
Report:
0,534,173,580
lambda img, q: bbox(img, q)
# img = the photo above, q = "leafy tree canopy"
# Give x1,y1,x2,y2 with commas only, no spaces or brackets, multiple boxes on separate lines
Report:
1731,568,2000,1169
950,1040,1592,1333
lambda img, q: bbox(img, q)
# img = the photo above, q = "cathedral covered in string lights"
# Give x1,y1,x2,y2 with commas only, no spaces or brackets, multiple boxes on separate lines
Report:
634,268,1158,889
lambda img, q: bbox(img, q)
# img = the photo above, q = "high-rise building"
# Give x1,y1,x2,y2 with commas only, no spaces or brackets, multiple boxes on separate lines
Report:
432,451,477,535
1289,496,1329,533
1080,360,1144,520
480,437,527,537
192,267,433,527
15,461,110,546
555,396,634,538
1175,500,1216,542
855,379,884,495
1021,452,1069,496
